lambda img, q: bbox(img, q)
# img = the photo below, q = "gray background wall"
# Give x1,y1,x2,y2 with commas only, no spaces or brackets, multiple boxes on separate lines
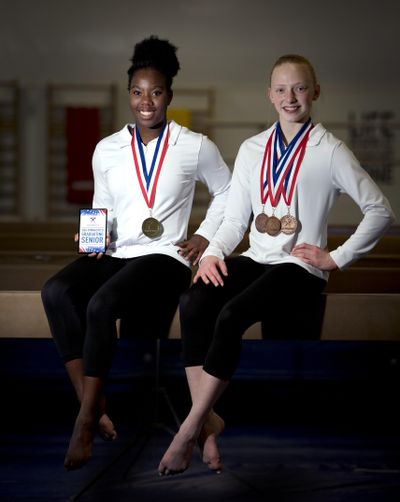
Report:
0,0,398,224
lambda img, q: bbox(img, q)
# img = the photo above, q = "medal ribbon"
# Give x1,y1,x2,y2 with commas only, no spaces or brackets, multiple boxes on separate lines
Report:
259,131,274,205
131,123,169,210
260,119,313,208
281,123,314,207
270,123,300,186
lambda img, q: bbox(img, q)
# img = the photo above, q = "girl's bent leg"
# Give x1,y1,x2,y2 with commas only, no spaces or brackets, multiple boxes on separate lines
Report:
198,411,225,472
185,366,225,471
64,376,104,470
158,370,228,476
65,359,116,442
41,256,121,364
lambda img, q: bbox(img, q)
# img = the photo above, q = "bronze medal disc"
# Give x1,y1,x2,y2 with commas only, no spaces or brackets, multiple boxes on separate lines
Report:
265,215,281,236
280,214,298,235
255,213,269,233
142,217,163,238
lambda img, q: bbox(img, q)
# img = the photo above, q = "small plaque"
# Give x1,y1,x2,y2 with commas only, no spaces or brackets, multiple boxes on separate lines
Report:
78,208,108,254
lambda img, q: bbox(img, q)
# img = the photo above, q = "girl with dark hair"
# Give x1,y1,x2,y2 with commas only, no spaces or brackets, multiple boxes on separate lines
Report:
41,35,231,470
158,54,395,476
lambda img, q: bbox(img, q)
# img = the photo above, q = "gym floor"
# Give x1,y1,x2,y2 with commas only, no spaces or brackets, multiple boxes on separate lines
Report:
1,338,400,502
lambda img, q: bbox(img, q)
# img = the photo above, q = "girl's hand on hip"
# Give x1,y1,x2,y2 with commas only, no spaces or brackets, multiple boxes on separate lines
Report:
177,234,209,266
291,243,338,271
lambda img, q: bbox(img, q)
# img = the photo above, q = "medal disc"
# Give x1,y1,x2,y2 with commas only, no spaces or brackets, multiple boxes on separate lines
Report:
265,215,281,236
255,213,269,233
280,214,298,235
142,217,163,238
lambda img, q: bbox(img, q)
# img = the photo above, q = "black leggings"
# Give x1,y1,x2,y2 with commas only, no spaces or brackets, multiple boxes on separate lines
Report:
41,254,191,377
180,256,326,381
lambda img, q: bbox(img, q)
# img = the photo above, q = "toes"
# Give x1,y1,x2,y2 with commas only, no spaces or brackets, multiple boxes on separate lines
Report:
98,415,117,441
206,458,222,472
64,457,87,471
158,467,185,476
99,429,117,441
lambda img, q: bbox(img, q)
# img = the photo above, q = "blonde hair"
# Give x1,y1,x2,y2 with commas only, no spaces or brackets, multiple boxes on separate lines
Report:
269,54,318,87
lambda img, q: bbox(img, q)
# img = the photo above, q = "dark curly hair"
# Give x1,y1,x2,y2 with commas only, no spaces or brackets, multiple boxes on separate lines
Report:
127,35,180,91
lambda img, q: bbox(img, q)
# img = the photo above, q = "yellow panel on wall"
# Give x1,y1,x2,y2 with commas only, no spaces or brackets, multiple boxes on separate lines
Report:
167,108,191,127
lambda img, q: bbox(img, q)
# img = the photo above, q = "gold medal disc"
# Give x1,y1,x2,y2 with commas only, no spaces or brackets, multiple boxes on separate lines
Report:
265,215,281,236
255,213,269,233
142,217,163,238
280,214,298,235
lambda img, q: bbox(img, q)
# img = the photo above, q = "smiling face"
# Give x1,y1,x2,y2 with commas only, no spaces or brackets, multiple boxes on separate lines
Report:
129,67,173,143
268,62,320,129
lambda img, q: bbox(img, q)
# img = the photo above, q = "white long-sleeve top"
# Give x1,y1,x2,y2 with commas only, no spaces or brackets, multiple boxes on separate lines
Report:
92,120,231,266
203,122,395,281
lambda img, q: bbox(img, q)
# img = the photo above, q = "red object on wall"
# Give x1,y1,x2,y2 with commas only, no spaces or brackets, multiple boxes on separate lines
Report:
66,107,100,204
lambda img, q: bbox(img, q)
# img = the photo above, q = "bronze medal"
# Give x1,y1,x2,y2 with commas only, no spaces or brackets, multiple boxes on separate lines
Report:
142,217,163,238
255,213,269,233
265,215,281,236
280,214,298,235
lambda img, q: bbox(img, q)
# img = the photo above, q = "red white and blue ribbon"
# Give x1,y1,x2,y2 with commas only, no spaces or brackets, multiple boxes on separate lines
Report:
260,119,314,209
131,123,169,211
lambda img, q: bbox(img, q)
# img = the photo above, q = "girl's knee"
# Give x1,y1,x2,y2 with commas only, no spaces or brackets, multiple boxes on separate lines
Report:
216,305,246,338
87,292,118,323
41,276,66,308
179,287,209,323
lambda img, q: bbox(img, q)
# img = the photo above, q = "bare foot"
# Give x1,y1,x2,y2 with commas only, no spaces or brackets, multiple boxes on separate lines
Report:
98,413,117,441
158,431,196,476
198,411,225,472
64,417,94,470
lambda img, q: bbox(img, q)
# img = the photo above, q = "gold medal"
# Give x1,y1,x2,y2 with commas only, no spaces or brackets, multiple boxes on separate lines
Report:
142,217,163,238
280,214,298,235
265,215,281,236
255,213,269,233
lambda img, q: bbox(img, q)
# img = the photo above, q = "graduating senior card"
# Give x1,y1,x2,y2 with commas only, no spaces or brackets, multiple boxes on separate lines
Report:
78,208,108,254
